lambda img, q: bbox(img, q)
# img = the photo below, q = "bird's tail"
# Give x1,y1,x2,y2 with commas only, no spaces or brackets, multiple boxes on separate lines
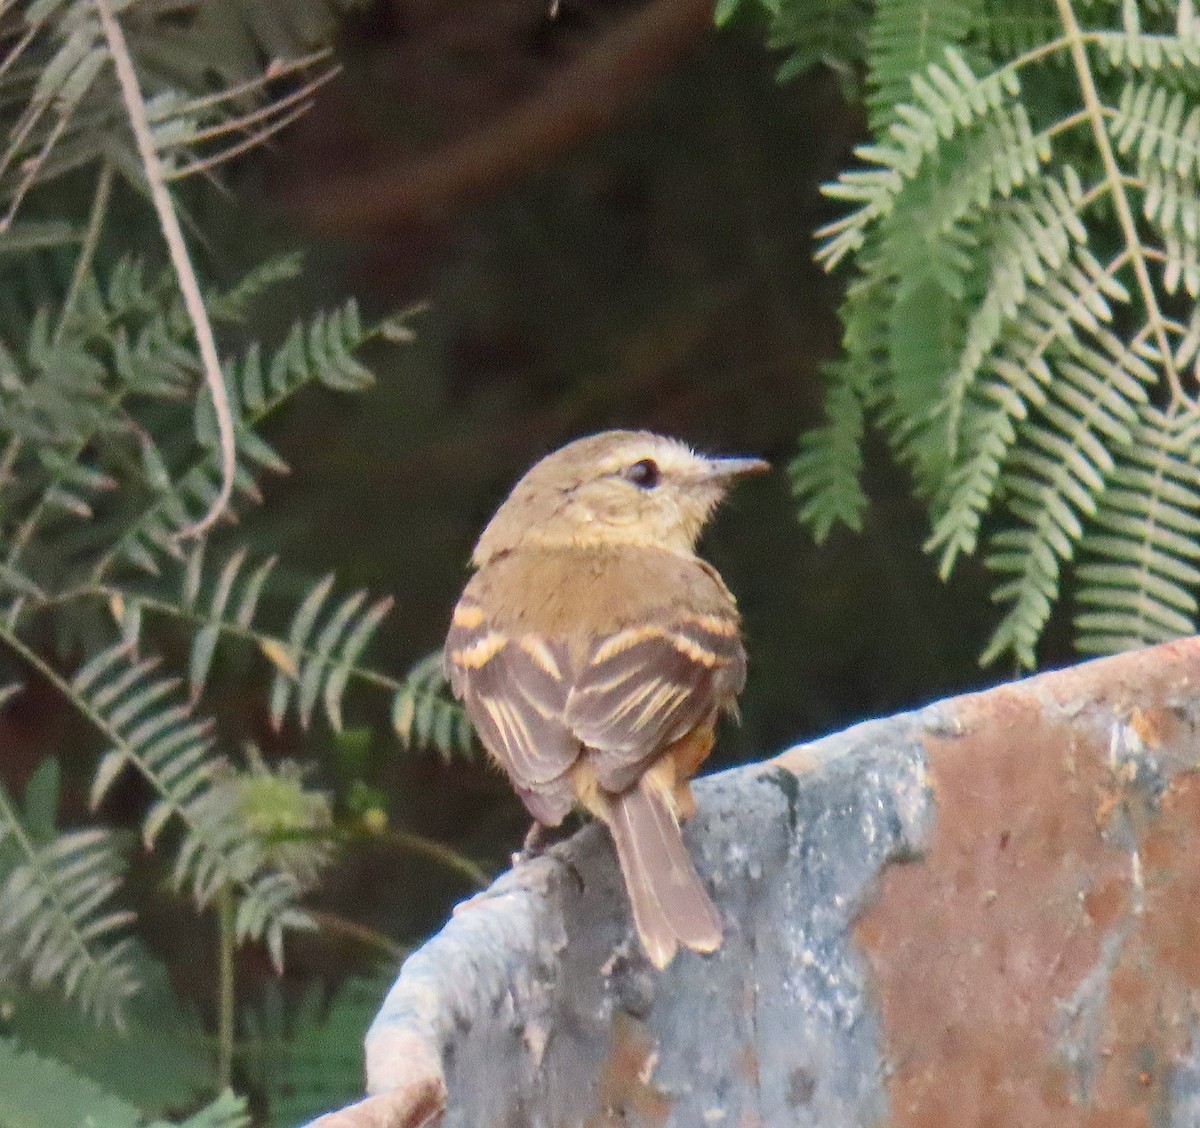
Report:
606,775,723,969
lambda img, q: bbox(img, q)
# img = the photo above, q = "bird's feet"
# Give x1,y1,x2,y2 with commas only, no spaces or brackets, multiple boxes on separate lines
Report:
512,821,568,867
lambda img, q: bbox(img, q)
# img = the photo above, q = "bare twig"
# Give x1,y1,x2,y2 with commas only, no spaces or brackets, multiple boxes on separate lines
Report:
95,0,236,539
165,100,315,182
164,65,337,150
217,886,236,1092
0,109,70,231
54,159,113,345
171,49,333,118
0,19,38,83
306,908,408,961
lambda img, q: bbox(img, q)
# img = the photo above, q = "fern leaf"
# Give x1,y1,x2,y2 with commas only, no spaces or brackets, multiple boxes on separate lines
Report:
723,0,872,88
818,48,1021,269
790,365,868,540
270,573,334,729
323,594,394,733
79,644,222,844
979,0,1061,59
0,773,138,1029
927,238,1147,580
268,574,394,732
1094,26,1200,72
100,299,403,580
1075,406,1200,654
391,653,475,761
186,547,249,701
183,757,331,967
71,644,320,956
978,332,1161,668
203,251,306,324
116,551,413,740
943,170,1090,443
866,0,983,129
802,0,1200,663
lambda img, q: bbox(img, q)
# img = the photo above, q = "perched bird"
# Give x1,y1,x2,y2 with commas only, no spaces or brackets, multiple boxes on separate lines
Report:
444,431,767,968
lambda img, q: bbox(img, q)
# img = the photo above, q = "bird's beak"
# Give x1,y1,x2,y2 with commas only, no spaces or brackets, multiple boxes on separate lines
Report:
703,455,770,480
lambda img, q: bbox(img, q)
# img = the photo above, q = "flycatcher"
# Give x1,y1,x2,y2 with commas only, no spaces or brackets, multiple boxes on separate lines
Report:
445,430,767,968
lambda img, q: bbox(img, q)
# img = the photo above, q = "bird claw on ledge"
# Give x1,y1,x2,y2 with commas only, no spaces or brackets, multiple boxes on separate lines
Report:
512,819,567,866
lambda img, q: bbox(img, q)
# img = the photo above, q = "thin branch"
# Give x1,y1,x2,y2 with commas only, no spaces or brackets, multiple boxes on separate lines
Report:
284,823,489,890
0,99,69,231
0,437,20,485
1053,0,1189,409
170,50,333,119
0,19,39,89
89,586,406,694
165,100,315,183
1077,174,1142,212
216,887,235,1092
0,64,50,183
95,0,236,539
1044,106,1099,141
54,159,113,346
164,67,335,151
376,827,489,890
305,908,408,961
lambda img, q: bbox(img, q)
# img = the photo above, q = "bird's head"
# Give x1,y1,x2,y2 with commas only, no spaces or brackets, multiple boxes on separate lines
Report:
471,430,769,566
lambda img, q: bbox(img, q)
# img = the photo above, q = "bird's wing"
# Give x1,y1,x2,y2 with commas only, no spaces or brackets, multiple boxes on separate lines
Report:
564,613,746,793
445,599,579,823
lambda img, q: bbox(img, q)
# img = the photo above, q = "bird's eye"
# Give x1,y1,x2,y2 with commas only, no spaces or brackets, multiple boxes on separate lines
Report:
624,458,660,489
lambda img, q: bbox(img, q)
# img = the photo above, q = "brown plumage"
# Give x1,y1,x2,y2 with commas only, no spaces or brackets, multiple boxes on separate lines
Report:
444,431,767,968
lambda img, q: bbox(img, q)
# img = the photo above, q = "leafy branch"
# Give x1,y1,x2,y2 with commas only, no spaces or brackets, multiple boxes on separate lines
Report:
51,545,472,759
0,627,320,971
0,764,138,1029
794,0,1200,668
94,0,235,538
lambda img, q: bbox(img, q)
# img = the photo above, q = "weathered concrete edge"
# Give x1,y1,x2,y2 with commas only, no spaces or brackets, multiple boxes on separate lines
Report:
363,708,929,1094
307,637,1200,1128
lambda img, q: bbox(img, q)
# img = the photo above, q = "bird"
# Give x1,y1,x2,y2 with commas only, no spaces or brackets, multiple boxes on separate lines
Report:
444,430,767,968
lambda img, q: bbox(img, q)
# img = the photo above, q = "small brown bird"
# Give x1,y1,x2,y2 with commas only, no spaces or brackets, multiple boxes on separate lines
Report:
445,431,767,968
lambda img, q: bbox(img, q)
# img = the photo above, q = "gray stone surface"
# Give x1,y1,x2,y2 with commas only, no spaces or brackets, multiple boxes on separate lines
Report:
309,638,1200,1128
364,714,931,1126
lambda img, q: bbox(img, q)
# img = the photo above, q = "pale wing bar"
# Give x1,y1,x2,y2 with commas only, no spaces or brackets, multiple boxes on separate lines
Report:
446,607,579,823
566,615,745,792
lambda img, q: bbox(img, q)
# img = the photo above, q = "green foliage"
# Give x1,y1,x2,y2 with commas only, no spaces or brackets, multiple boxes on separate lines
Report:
0,760,138,1030
0,962,210,1114
264,571,393,735
391,653,476,761
1074,404,1200,653
717,0,873,87
242,977,394,1126
792,0,1200,667
0,1037,248,1128
0,0,481,1123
